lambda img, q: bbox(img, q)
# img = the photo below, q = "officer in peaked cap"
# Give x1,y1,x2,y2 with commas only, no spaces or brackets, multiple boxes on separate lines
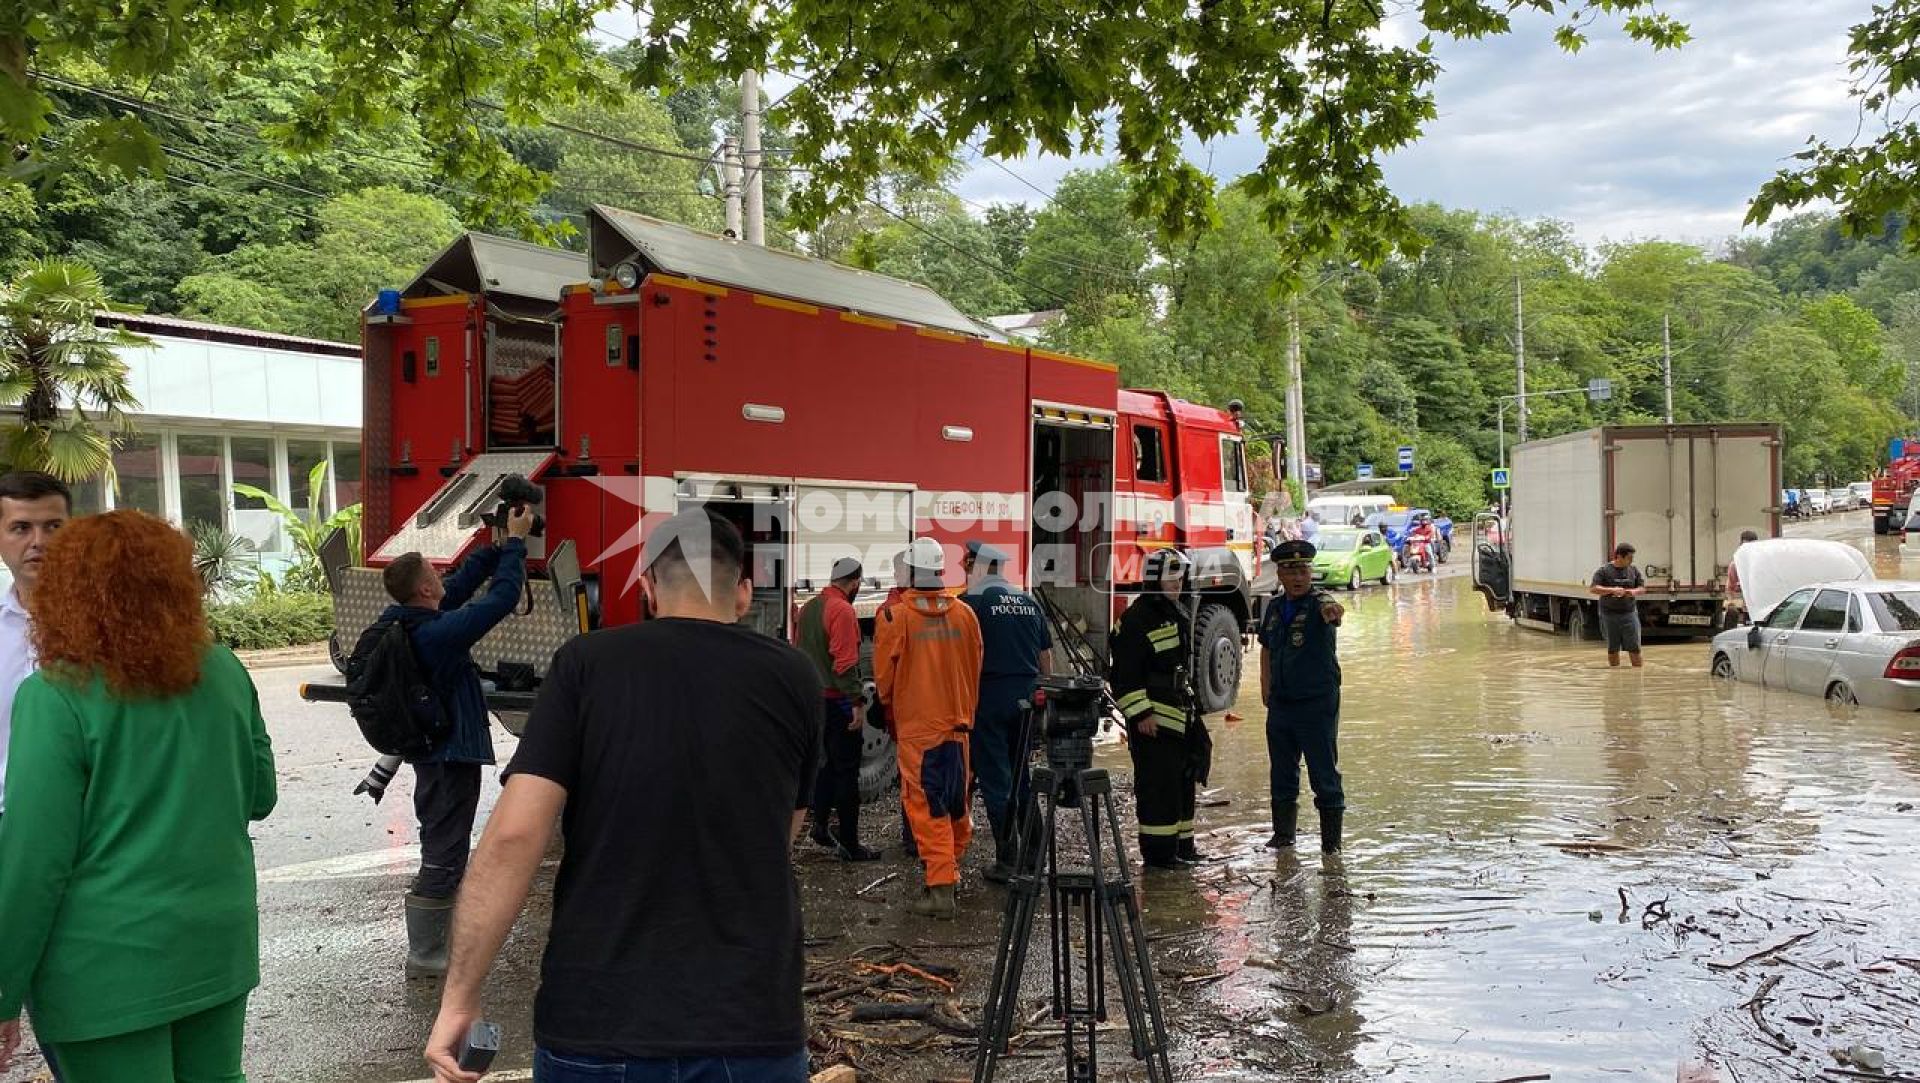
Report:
1256,538,1349,854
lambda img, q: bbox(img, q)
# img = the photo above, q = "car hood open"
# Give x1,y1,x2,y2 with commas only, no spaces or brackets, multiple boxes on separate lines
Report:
1734,538,1873,621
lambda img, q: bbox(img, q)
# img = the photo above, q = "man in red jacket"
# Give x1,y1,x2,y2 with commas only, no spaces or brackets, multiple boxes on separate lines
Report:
796,557,879,860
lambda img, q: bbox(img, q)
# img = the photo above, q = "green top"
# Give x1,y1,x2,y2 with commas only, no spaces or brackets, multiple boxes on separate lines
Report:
0,644,276,1042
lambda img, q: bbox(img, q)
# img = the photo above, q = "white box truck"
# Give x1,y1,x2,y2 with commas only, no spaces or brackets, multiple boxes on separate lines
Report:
1471,424,1782,638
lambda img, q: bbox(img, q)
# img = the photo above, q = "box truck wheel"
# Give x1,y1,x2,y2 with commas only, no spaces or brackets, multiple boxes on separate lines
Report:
1190,603,1243,714
328,632,349,675
1875,514,1890,536
1567,603,1598,642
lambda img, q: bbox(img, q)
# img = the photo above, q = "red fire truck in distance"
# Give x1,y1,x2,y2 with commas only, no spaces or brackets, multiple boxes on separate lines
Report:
315,207,1269,746
1871,437,1920,535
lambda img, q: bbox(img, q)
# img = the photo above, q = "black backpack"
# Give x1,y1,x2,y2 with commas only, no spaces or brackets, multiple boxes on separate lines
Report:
344,618,450,757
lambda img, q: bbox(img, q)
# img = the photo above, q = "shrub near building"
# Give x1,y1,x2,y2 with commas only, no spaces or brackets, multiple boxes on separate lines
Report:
207,591,334,650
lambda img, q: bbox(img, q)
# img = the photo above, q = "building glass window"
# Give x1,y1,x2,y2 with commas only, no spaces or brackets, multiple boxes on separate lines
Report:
288,439,332,517
112,433,163,514
229,436,280,551
333,441,363,508
70,475,108,515
177,434,226,533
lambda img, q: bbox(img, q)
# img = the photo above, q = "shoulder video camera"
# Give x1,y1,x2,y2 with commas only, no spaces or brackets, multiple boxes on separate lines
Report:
480,474,546,538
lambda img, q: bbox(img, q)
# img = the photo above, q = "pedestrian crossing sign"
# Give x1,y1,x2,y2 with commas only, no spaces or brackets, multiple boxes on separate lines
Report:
1491,468,1511,490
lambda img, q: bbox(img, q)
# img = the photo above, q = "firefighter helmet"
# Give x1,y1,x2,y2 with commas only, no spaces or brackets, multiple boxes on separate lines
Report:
1143,548,1191,583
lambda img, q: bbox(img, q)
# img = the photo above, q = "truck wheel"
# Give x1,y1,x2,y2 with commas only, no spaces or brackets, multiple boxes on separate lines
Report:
858,723,898,803
1875,515,1890,536
328,632,349,675
1567,604,1598,642
1190,603,1243,714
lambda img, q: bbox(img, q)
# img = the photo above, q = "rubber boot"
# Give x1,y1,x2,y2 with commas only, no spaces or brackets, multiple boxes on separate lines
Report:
404,893,454,978
984,827,1014,884
1319,809,1344,854
908,884,958,920
1177,836,1206,864
1266,801,1298,850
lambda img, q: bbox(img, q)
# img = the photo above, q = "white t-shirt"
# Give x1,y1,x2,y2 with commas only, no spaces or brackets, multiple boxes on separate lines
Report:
0,586,38,814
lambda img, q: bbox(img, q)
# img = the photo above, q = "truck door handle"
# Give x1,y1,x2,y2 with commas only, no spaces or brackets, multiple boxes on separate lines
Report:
1823,638,1839,648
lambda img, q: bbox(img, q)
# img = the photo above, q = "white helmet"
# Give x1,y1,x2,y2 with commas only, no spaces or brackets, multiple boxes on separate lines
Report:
905,536,947,572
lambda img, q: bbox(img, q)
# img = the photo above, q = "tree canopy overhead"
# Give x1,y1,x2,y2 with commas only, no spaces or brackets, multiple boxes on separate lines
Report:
6,0,1687,259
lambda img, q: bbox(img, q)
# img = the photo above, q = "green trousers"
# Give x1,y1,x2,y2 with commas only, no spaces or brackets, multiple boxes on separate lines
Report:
44,994,248,1082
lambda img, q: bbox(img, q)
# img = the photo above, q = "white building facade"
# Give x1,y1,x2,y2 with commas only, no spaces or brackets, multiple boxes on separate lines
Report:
62,314,362,563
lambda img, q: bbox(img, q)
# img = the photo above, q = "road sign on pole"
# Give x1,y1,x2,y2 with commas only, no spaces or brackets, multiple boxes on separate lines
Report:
1357,463,1374,480
1397,445,1415,473
1491,467,1511,490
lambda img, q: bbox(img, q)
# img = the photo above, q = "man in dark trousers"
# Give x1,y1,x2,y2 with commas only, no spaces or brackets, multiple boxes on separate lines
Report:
425,508,819,1083
1258,539,1347,854
1110,549,1200,870
378,504,531,977
797,556,880,860
1590,541,1646,668
961,541,1053,883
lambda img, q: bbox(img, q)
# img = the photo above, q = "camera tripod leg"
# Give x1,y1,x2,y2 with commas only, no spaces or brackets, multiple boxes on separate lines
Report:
1093,779,1173,1082
973,770,1059,1083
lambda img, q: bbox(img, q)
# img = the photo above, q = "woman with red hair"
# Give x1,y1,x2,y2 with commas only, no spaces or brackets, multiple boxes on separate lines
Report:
0,511,276,1082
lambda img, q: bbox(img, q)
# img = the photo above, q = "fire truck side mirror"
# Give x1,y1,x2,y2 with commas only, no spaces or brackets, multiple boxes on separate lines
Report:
402,350,417,384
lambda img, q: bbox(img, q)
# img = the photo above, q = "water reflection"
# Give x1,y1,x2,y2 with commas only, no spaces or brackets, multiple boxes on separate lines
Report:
1103,514,1920,1081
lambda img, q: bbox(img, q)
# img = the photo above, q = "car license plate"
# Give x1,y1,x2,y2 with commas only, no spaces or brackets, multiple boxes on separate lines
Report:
1667,614,1712,626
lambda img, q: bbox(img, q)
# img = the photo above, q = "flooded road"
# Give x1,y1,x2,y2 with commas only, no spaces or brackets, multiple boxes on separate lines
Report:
8,513,1913,1083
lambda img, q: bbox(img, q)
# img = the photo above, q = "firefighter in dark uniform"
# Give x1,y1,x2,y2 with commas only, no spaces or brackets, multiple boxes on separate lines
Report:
1111,549,1200,869
1258,538,1348,853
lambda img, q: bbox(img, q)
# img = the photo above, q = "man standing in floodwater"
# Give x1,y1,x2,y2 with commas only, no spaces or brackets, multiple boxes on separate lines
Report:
1590,542,1646,668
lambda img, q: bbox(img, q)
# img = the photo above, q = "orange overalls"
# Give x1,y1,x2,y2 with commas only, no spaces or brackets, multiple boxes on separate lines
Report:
874,590,983,887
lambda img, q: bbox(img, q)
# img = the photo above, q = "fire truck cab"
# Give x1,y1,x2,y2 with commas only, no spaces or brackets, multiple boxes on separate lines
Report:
320,207,1269,759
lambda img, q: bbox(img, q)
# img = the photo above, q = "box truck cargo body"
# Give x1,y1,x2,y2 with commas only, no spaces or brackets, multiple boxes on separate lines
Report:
1476,424,1781,639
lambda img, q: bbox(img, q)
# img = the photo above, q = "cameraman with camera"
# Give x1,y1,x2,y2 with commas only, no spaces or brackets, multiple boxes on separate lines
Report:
1110,550,1200,870
377,503,532,977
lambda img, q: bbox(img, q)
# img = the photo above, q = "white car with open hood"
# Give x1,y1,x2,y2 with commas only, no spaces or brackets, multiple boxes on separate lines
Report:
1709,538,1920,708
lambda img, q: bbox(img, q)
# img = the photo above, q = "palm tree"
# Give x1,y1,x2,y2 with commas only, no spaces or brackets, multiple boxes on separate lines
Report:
0,258,144,482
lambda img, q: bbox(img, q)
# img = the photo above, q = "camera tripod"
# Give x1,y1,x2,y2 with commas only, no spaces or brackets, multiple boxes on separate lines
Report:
973,717,1172,1083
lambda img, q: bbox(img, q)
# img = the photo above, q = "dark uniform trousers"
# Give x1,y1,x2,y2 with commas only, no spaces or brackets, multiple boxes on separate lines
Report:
411,761,482,898
1112,594,1196,866
811,696,864,843
1259,593,1345,815
971,675,1034,848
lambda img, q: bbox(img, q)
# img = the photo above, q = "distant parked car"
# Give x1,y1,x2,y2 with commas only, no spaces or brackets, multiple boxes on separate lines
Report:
1828,488,1858,511
1850,480,1874,506
1805,489,1833,515
1373,508,1454,564
1311,527,1396,590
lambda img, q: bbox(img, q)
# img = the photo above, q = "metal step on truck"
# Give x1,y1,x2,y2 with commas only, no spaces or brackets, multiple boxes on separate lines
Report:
1472,424,1783,639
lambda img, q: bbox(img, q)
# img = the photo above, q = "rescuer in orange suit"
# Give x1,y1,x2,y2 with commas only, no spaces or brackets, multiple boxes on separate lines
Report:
874,537,983,920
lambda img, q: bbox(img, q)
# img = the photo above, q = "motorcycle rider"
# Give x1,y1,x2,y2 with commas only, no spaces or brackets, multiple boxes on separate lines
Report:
1405,515,1438,572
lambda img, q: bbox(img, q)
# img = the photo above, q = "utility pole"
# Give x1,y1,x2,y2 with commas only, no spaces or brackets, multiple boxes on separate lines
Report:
720,136,744,239
740,69,765,246
1515,272,1528,443
1662,311,1675,424
1285,298,1307,489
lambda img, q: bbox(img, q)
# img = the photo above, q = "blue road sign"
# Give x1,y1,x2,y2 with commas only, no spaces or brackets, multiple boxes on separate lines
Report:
1397,445,1415,473
1357,463,1375,479
1491,467,1511,490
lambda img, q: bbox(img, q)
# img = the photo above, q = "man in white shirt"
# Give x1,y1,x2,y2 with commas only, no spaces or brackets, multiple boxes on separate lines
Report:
0,471,71,822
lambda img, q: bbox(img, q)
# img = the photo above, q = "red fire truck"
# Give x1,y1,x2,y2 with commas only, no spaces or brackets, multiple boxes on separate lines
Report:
310,208,1271,761
1871,437,1920,535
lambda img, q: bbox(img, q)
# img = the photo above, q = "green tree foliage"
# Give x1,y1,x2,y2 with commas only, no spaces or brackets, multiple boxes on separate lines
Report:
9,1,1688,264
0,258,142,481
178,187,462,341
1018,168,1154,308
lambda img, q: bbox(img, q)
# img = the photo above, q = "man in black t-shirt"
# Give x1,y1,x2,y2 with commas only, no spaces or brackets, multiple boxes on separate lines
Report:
424,508,820,1083
1589,542,1647,668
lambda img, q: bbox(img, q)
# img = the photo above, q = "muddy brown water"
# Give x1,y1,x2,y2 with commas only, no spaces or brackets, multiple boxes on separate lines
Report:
814,513,1920,1083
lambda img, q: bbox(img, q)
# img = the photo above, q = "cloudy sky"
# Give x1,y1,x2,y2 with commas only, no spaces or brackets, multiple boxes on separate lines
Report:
948,0,1878,248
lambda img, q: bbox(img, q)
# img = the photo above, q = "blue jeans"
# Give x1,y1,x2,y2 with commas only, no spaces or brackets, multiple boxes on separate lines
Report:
535,1047,810,1082
1266,692,1345,811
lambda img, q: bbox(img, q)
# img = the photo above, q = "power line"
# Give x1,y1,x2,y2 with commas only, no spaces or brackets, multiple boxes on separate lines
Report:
861,196,1073,310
